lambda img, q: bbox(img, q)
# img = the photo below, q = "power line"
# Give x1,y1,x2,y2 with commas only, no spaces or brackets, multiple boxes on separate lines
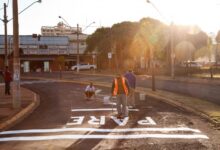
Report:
0,0,9,11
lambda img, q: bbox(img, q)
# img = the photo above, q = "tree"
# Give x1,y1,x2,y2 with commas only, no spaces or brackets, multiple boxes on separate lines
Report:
110,21,139,69
138,18,169,65
215,30,220,43
194,46,210,60
85,27,112,69
85,17,208,74
175,41,196,63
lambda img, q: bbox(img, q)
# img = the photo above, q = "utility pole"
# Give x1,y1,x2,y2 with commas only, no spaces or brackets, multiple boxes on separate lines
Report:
3,3,8,66
146,0,175,79
150,46,156,91
12,0,21,109
76,24,80,72
170,22,175,79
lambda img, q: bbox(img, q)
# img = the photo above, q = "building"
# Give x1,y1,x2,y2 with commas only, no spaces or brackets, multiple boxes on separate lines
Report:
0,22,95,72
41,22,82,36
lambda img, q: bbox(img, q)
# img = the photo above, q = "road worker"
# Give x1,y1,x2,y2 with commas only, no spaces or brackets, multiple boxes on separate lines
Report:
85,82,96,100
111,73,130,119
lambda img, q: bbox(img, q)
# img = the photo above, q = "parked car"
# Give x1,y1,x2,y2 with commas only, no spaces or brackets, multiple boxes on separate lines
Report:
181,61,203,68
71,63,97,71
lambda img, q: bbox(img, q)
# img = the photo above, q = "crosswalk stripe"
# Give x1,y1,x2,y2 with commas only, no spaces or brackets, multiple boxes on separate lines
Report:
0,127,201,135
0,134,209,142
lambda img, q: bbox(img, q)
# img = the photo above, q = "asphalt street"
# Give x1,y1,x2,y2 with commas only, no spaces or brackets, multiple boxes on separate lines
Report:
22,72,220,105
0,81,219,149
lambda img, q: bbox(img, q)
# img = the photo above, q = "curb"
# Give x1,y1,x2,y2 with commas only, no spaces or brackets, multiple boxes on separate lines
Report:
74,72,220,86
0,88,40,131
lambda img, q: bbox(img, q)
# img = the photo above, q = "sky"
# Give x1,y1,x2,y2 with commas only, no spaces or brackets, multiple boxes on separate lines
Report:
1,0,220,36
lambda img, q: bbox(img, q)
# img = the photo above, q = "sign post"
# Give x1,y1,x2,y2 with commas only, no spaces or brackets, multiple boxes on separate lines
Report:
108,52,112,70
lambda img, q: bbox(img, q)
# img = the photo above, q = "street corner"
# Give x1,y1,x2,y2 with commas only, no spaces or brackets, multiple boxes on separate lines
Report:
0,87,40,131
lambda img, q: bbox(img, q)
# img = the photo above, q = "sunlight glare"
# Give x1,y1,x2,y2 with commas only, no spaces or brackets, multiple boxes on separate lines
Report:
147,0,220,33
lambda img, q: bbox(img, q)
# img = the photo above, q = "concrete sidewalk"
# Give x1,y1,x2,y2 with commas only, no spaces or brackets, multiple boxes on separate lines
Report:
0,84,40,131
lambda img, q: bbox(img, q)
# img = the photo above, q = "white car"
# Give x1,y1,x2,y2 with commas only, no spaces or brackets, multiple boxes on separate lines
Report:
181,61,203,68
71,63,97,71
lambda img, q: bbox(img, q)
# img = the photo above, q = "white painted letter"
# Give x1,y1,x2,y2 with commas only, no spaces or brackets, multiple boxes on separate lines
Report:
67,116,84,125
110,116,129,126
138,117,156,125
88,116,105,125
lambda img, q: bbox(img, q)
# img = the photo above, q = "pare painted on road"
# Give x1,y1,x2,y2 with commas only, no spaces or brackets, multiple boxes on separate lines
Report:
66,116,157,126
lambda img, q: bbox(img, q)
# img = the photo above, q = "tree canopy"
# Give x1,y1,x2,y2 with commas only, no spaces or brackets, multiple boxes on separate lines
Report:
85,17,209,70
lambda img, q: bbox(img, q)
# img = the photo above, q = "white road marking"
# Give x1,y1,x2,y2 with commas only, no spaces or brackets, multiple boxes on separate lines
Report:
0,127,202,135
110,116,129,126
138,117,157,125
71,108,139,112
0,134,208,142
95,89,102,94
21,80,55,85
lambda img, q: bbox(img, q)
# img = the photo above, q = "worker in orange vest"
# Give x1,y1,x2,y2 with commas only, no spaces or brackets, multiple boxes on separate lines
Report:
111,73,130,119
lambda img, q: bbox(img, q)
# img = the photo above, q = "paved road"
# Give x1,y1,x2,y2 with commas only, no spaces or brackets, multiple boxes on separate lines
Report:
0,81,219,149
22,72,220,105
76,73,220,105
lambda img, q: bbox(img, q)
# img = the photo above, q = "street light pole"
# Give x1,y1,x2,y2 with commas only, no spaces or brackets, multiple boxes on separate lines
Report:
76,24,80,72
150,46,156,91
58,16,70,27
76,22,96,72
12,0,20,109
170,22,175,79
146,0,175,79
1,0,41,69
3,3,8,66
11,0,42,109
58,16,95,72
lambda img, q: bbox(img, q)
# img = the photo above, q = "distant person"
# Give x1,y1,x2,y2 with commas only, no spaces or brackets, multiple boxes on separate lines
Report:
3,66,12,95
0,70,3,83
85,82,96,100
124,69,136,108
111,73,130,119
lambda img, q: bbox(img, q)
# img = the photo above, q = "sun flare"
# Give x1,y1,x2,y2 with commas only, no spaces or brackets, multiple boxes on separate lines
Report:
146,0,220,33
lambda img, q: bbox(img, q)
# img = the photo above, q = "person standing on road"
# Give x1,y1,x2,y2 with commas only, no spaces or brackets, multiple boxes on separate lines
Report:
111,74,130,119
124,69,136,108
3,66,12,95
85,82,96,100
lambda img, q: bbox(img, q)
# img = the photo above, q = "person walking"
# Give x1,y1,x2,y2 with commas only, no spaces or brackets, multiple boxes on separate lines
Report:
111,74,130,119
124,69,136,108
3,66,12,95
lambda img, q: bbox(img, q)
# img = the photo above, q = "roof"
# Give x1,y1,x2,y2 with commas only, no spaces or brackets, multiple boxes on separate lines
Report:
0,35,69,45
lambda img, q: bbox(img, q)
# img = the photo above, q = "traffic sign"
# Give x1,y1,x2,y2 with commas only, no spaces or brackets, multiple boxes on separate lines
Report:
108,52,112,59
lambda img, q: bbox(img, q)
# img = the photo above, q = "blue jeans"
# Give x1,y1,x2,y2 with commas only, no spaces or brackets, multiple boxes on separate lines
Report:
116,94,128,117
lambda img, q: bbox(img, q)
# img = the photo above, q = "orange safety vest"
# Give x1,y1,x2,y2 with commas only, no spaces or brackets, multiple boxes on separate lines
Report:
113,77,129,96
